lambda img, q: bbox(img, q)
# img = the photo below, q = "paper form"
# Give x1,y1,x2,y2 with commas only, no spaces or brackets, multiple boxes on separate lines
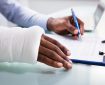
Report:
46,33,104,63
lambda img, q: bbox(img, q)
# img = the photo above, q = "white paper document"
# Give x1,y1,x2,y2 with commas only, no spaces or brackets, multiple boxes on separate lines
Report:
46,33,105,63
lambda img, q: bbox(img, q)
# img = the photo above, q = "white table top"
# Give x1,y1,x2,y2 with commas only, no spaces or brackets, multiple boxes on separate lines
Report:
0,62,105,85
1,1,105,85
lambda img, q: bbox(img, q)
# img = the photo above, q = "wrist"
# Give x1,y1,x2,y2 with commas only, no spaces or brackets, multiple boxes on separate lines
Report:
47,17,55,31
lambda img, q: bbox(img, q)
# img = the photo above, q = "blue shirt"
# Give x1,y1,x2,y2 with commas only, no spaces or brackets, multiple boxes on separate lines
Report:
0,0,49,30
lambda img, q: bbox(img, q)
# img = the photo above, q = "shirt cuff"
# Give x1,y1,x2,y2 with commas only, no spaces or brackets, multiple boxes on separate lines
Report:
32,14,49,31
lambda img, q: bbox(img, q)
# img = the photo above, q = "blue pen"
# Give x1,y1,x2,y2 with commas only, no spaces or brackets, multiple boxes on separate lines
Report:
71,8,81,37
71,59,105,66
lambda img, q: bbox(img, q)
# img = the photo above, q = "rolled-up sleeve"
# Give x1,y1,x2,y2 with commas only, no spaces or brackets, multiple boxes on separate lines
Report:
0,0,49,30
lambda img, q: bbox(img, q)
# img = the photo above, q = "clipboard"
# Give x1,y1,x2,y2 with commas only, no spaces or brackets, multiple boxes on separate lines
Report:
46,32,105,66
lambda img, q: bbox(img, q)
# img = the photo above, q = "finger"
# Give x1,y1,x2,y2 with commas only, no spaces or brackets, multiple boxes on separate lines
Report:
38,54,63,68
43,35,71,56
62,59,72,70
77,18,84,35
41,36,69,60
65,16,78,34
68,16,84,35
72,35,78,40
39,46,72,69
55,30,70,35
39,45,64,62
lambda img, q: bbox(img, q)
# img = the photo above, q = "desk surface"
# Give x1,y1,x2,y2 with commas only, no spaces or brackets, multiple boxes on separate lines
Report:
1,1,105,85
0,62,105,85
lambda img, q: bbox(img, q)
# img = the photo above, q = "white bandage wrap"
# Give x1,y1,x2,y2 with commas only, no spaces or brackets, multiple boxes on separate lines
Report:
0,26,44,63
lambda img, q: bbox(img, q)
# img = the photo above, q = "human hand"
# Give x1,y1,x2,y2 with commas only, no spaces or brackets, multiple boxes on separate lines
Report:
37,34,72,70
47,16,84,39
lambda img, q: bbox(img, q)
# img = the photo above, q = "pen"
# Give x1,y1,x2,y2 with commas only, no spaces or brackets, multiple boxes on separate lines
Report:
71,59,105,66
71,8,81,38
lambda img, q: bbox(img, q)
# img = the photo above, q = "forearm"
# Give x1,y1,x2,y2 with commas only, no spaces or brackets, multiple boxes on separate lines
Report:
0,0,49,30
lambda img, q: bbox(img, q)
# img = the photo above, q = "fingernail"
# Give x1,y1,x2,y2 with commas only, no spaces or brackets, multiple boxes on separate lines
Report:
67,62,72,68
74,30,78,35
67,51,71,56
57,63,63,67
69,60,72,64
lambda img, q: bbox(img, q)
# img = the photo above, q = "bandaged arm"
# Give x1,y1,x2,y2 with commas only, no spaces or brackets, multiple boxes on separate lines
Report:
0,26,44,63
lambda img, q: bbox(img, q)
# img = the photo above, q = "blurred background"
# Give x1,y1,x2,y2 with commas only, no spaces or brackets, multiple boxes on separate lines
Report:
0,0,103,26
17,0,99,14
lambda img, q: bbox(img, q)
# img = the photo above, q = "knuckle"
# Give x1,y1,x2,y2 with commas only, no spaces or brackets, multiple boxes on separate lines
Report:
61,59,66,64
40,38,45,45
39,46,42,52
83,23,84,26
81,21,84,25
42,34,46,38
82,23,84,26
62,20,67,24
53,40,59,45
69,25,74,30
51,61,60,68
40,57,45,62
59,19,65,24
51,61,56,66
41,34,45,40
51,51,57,57
54,46,60,52
39,55,45,62
50,51,61,61
60,45,65,50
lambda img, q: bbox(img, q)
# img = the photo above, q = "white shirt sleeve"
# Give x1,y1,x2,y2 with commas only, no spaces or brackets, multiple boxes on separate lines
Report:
0,26,44,63
0,0,49,30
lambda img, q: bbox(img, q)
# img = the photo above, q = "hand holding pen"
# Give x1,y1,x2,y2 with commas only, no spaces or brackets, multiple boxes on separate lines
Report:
47,10,84,40
41,8,84,70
